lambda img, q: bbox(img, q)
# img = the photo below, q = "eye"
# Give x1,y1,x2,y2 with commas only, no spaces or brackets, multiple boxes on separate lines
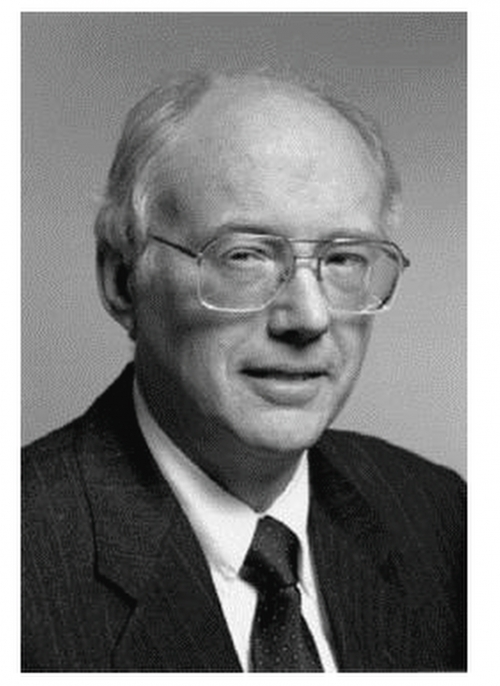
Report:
227,248,266,261
324,249,370,270
219,244,275,267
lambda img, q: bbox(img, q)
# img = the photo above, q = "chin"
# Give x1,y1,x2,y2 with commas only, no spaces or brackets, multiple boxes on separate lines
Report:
234,408,333,455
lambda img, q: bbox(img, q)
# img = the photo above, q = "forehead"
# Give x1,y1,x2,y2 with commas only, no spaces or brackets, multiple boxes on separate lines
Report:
151,80,384,240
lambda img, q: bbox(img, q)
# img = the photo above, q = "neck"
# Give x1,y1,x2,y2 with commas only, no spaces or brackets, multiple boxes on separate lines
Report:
135,366,303,512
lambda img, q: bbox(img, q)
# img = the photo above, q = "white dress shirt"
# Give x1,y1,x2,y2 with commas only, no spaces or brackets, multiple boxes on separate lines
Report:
134,382,336,672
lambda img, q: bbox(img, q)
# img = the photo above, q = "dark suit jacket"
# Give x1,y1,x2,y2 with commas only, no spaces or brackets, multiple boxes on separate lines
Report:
22,365,466,672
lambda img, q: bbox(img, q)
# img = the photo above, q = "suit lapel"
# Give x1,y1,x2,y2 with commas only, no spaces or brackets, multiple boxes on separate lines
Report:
110,507,242,671
308,433,444,671
77,367,241,671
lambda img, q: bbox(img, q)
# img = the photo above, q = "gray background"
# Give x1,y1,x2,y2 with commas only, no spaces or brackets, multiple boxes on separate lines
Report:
22,12,466,477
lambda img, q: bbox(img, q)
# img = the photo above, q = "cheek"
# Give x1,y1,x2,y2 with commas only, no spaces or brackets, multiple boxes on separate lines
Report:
134,247,201,348
136,265,252,407
180,331,231,391
172,325,264,429
334,318,373,377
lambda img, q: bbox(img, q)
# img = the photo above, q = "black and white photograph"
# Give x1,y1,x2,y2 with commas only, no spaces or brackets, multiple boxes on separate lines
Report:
21,12,467,673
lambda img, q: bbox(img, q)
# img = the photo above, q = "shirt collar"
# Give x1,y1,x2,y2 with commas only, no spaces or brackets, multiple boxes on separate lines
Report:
133,380,314,590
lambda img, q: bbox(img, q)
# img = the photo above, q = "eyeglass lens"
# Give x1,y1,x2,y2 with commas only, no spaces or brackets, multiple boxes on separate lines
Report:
198,234,405,313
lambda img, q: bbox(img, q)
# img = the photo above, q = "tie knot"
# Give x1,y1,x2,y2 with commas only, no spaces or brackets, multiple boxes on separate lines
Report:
241,516,299,592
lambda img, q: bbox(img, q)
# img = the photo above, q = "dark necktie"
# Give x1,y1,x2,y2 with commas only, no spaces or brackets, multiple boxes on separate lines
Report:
240,515,323,672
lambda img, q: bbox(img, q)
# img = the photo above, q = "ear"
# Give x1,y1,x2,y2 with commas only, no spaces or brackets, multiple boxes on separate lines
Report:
96,243,137,339
383,195,403,235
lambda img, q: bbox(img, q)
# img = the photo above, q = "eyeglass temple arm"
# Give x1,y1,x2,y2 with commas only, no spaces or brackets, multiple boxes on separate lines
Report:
149,234,198,259
401,254,411,269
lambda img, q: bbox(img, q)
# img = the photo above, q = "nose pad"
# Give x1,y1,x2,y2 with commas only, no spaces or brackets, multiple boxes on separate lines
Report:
267,263,330,342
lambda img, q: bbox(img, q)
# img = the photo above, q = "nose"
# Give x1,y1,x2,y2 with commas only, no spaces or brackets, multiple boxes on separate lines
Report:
267,263,331,345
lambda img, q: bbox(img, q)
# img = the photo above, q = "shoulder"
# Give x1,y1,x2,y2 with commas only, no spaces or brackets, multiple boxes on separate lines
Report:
22,364,135,503
21,369,137,671
22,415,96,574
317,429,465,494
313,429,466,546
21,369,127,548
22,416,87,514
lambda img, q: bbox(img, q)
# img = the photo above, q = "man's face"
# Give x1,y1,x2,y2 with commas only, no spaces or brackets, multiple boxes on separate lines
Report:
133,85,385,457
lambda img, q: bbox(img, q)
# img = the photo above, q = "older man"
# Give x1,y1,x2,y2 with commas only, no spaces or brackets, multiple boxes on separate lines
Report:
22,71,466,672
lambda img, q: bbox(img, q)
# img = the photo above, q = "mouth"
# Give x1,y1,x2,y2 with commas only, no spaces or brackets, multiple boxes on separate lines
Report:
243,368,326,381
241,366,329,406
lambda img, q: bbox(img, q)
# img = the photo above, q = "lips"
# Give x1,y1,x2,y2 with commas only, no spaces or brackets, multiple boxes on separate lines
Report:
243,368,325,381
241,365,329,406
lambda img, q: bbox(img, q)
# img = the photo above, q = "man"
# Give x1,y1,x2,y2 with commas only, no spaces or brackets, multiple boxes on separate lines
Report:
22,71,466,672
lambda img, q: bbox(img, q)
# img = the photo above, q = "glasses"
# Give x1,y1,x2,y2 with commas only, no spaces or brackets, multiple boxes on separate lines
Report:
149,231,410,315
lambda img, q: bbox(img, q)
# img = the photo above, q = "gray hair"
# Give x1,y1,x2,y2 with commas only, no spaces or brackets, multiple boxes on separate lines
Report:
94,70,401,263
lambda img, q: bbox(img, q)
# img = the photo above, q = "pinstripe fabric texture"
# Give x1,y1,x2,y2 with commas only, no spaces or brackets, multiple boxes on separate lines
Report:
22,365,466,672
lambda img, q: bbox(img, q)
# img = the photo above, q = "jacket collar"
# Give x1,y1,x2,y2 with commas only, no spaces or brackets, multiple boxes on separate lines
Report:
76,365,241,670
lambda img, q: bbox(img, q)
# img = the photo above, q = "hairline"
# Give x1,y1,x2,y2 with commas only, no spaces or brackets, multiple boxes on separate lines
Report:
95,70,401,264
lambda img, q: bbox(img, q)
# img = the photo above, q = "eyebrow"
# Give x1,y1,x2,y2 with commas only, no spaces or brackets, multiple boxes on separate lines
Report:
209,222,384,242
210,222,280,237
